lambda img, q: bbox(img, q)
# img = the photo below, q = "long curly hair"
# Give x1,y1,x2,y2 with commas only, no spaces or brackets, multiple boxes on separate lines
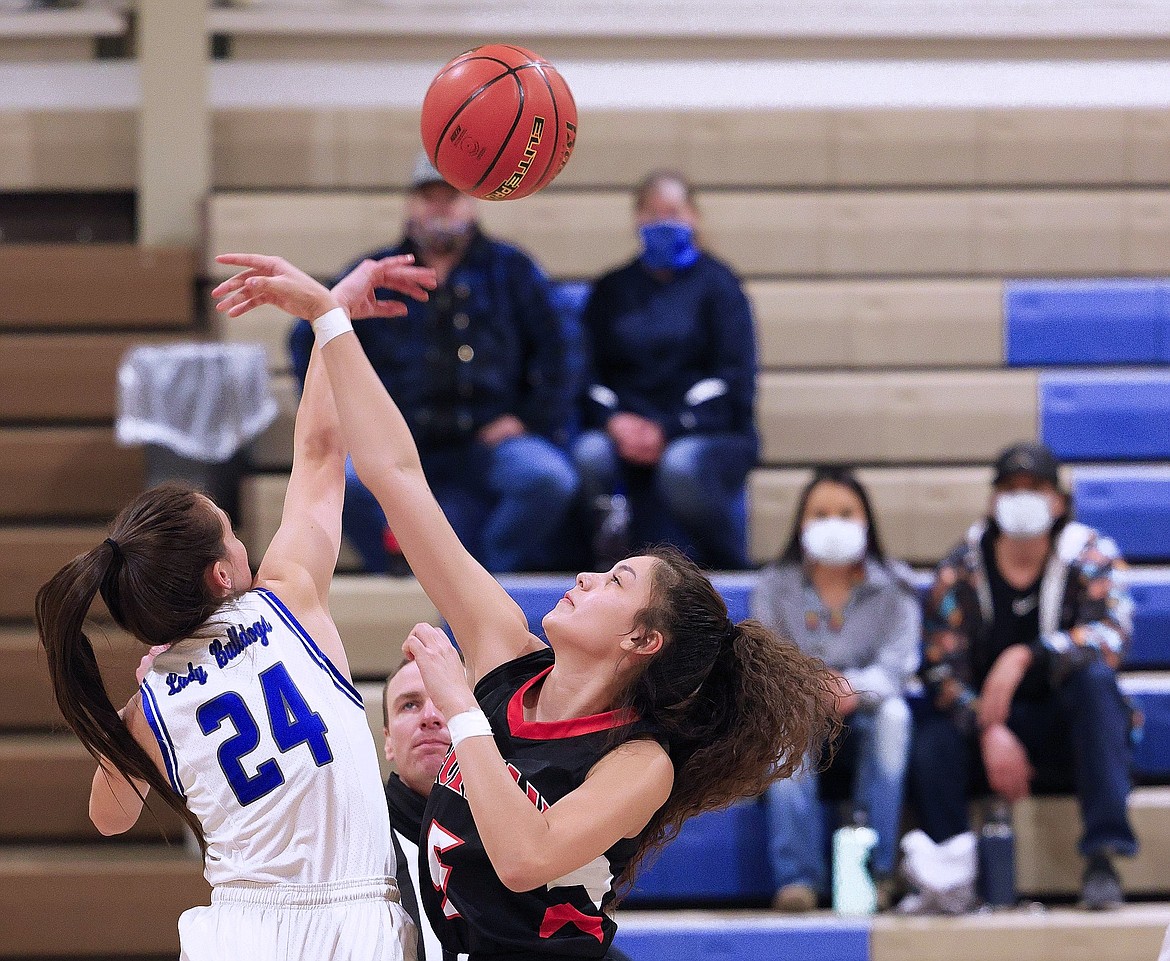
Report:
611,546,841,890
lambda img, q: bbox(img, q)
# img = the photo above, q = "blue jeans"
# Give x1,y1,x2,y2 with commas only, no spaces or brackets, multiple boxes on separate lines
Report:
571,429,755,569
765,697,911,893
342,434,580,574
910,659,1137,858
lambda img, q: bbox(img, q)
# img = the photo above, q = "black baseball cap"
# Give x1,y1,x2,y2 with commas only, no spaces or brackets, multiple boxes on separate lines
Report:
992,441,1061,487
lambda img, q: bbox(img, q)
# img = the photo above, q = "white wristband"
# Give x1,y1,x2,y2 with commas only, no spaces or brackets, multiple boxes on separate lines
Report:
311,306,353,347
447,709,493,748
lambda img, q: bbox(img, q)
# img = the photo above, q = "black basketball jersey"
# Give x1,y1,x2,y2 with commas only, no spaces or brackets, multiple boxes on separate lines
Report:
420,647,654,960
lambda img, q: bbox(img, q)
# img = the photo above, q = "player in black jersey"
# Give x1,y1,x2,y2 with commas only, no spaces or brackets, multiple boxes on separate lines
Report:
214,254,841,961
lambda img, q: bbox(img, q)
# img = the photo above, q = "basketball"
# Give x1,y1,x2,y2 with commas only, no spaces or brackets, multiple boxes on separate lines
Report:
420,44,578,201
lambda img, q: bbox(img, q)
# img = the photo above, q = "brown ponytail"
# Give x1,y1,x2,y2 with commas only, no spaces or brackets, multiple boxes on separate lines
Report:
35,483,229,852
614,546,841,889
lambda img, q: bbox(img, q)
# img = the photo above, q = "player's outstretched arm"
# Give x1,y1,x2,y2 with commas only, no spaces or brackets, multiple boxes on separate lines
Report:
253,345,346,606
213,254,545,684
406,623,674,890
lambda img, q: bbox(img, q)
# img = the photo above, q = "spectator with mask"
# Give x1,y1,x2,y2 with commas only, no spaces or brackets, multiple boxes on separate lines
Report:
572,170,758,570
911,441,1136,911
290,153,578,574
752,467,920,911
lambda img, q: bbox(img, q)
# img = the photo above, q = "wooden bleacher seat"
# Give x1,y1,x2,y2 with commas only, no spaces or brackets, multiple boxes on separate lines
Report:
0,624,139,730
201,103,1170,191
0,333,174,422
0,245,195,328
1016,786,1170,898
320,575,440,678
753,278,1003,369
756,370,1037,466
0,524,110,620
0,428,143,520
867,904,1170,961
249,369,1037,478
0,844,208,957
207,188,1170,281
216,277,1006,376
0,108,134,191
0,734,186,842
181,104,1170,192
246,375,298,470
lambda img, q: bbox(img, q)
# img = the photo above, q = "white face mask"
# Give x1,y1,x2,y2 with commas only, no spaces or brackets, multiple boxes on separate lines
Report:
801,518,868,566
994,491,1053,538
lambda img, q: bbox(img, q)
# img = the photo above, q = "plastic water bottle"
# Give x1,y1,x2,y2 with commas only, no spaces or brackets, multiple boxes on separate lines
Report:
832,805,879,915
592,493,630,568
978,797,1016,908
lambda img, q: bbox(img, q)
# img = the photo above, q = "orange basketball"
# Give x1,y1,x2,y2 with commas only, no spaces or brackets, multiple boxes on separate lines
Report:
420,44,578,201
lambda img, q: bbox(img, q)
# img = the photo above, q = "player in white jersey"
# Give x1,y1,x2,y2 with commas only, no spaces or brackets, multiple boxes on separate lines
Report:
212,254,839,961
35,255,436,960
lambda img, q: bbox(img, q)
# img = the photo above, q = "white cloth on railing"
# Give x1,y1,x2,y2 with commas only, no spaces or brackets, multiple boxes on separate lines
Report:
116,342,277,463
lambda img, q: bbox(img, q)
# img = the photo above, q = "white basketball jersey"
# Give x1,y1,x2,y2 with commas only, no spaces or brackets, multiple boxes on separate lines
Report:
140,588,393,887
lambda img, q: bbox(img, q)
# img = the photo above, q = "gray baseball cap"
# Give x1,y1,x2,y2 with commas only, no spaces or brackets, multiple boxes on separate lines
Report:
411,152,448,189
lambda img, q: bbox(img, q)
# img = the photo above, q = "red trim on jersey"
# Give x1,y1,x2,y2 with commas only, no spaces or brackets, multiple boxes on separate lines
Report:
540,903,605,943
507,665,637,739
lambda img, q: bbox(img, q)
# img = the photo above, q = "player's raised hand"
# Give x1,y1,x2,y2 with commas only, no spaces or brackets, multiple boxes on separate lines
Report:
212,254,338,320
403,622,477,719
332,255,437,320
135,644,172,685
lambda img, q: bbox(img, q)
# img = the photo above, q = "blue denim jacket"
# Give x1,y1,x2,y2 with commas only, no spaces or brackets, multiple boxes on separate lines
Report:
290,230,573,447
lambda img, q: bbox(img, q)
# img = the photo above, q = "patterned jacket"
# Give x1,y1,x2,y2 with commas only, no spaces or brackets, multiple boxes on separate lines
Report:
920,519,1133,732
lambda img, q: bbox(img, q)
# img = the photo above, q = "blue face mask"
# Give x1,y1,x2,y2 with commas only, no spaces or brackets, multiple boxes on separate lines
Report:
639,221,700,273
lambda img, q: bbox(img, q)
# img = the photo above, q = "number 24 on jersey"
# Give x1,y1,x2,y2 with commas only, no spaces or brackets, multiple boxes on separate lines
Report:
196,661,333,806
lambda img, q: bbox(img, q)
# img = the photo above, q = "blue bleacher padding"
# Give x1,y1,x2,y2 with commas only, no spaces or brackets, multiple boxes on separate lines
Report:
1005,280,1170,366
1073,469,1170,563
499,574,759,642
1121,675,1170,781
711,573,755,623
1039,371,1170,461
496,575,575,642
614,916,870,961
1124,569,1170,668
627,800,772,903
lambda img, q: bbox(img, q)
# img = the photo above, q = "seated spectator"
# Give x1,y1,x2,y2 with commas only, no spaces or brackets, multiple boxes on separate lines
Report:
910,441,1137,911
752,467,920,911
572,170,758,570
290,153,578,574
